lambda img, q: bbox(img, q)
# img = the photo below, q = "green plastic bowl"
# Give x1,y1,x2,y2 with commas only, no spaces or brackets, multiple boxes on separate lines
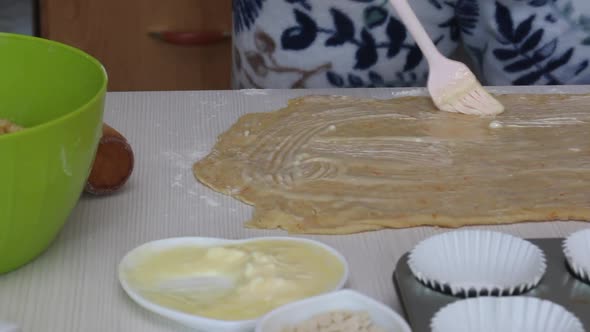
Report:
0,33,107,274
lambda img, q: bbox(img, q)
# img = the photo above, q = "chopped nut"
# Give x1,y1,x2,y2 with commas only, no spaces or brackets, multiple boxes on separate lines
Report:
281,310,387,332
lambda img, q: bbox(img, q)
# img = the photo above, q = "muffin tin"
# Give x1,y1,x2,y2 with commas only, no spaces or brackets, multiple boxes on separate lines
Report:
393,237,590,332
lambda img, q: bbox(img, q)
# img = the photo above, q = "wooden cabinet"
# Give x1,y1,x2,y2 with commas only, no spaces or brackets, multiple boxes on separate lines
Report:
39,0,232,91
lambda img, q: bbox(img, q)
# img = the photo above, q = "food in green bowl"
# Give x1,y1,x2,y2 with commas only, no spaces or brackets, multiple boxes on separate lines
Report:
0,119,23,134
0,33,107,274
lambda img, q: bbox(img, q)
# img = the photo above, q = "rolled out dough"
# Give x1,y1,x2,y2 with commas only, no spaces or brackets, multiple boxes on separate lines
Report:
193,94,590,234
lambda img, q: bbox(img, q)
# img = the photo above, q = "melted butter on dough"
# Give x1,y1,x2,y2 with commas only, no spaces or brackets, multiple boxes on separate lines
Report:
193,94,590,234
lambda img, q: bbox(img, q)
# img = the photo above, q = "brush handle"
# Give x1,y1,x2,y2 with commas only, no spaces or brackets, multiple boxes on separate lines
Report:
388,0,443,64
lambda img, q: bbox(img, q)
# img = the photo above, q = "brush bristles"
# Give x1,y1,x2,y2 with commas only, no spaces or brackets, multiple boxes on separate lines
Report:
437,85,505,116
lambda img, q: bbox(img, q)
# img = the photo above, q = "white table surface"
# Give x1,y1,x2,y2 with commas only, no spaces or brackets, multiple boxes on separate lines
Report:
1,86,589,332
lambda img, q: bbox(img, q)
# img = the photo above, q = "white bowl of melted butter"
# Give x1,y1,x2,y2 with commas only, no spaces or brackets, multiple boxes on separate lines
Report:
118,236,349,332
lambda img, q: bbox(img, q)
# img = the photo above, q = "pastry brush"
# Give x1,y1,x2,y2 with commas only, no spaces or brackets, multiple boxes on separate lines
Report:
389,0,504,116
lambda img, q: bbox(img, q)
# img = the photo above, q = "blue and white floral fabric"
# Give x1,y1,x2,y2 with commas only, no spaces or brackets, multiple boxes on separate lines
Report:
232,0,458,88
232,0,590,88
461,0,590,85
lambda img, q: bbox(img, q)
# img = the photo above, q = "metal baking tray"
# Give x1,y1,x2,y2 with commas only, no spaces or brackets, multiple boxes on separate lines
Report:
393,238,590,332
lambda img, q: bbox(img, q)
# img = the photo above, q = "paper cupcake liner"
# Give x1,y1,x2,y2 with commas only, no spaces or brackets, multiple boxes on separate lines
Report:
431,296,585,332
408,230,547,297
563,229,590,284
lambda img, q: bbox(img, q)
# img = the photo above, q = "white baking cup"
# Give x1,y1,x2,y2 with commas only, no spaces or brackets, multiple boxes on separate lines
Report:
563,228,590,283
408,230,547,296
431,296,585,332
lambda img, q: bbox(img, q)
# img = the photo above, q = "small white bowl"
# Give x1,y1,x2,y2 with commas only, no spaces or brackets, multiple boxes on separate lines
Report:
563,228,590,283
408,230,547,296
256,289,411,332
118,236,349,332
431,296,585,332
0,322,19,332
